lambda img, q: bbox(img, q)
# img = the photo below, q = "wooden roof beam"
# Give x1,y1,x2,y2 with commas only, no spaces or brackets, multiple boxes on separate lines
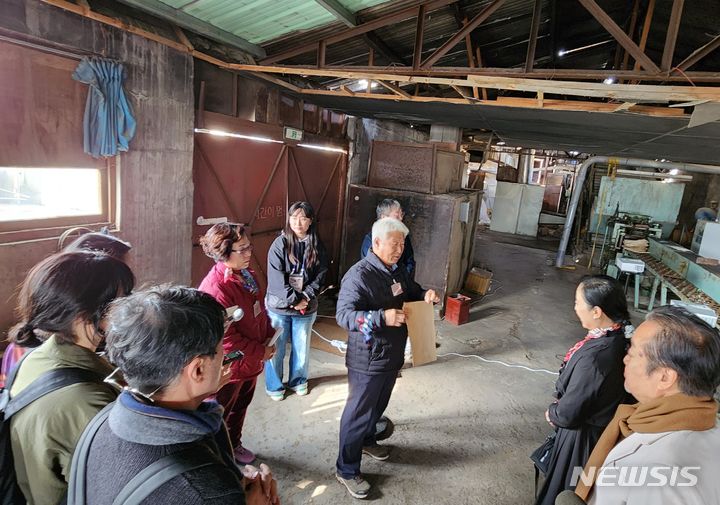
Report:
314,0,357,28
413,5,426,70
661,0,685,71
260,0,459,65
525,0,542,72
421,0,507,69
377,80,413,99
577,0,660,73
676,34,720,72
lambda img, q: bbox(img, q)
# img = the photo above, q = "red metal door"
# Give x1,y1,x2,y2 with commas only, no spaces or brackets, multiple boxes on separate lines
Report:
192,115,347,291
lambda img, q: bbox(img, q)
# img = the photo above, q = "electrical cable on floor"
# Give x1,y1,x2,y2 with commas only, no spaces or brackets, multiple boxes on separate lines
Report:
437,352,558,376
312,328,347,354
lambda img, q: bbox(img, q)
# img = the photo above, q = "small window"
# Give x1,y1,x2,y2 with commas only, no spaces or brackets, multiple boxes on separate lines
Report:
0,161,115,241
0,167,102,222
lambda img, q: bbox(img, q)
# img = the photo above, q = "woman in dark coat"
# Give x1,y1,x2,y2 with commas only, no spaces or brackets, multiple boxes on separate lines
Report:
534,275,632,505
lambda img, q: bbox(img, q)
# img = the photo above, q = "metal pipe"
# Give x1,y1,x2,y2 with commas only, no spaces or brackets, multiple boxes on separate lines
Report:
555,157,720,268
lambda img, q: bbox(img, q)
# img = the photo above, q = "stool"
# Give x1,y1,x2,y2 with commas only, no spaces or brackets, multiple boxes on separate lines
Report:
615,257,645,310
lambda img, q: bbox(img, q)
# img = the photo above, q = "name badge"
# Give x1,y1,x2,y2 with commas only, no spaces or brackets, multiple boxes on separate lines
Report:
253,300,261,318
391,282,404,297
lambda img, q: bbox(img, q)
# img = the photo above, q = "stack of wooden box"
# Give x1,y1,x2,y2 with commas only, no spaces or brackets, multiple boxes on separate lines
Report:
342,141,482,299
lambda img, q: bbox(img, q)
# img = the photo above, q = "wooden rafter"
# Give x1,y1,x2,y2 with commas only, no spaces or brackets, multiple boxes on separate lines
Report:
173,25,193,51
577,0,660,72
260,0,459,65
377,80,412,99
525,0,542,72
676,34,720,72
318,40,326,68
363,32,408,65
618,0,640,71
661,0,685,71
633,0,655,72
421,0,507,69
413,5,426,70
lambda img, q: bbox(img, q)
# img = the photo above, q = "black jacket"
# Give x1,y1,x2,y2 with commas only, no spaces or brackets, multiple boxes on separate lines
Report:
535,328,629,505
265,234,328,315
336,252,426,375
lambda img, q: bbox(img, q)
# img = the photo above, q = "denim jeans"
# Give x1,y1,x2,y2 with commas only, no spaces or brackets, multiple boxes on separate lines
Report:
264,310,317,393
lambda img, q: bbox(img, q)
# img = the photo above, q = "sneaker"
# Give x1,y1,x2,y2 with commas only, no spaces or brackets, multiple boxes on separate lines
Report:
267,390,284,402
335,473,371,499
233,445,256,464
362,444,390,461
291,382,309,396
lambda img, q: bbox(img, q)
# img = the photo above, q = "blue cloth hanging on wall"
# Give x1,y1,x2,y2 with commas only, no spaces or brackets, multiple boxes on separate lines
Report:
72,57,136,158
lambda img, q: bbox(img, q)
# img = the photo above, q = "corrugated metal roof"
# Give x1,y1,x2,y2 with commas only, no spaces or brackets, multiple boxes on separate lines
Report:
157,0,392,44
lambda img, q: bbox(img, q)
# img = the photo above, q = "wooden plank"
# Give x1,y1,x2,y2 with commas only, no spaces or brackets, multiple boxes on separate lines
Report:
421,0,507,69
661,0,685,71
618,0,640,71
403,301,437,366
218,63,720,101
413,5,426,70
525,0,542,72
466,74,720,102
577,0,660,72
260,0,459,64
377,80,412,99
632,0,655,73
676,34,720,72
248,63,720,82
494,97,686,116
314,0,357,27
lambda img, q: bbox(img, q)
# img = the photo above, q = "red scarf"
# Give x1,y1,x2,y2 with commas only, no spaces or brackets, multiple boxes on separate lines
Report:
563,323,622,363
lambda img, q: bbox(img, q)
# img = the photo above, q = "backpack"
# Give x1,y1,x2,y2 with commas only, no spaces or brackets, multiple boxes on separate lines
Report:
67,403,221,505
0,352,105,505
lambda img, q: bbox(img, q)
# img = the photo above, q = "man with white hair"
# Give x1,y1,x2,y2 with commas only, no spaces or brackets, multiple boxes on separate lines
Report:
335,217,439,499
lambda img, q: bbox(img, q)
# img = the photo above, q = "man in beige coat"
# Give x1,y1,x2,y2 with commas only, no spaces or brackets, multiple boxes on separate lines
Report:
574,306,720,505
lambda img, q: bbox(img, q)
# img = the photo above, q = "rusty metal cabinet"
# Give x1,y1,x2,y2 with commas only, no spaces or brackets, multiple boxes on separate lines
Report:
342,184,481,297
367,141,464,194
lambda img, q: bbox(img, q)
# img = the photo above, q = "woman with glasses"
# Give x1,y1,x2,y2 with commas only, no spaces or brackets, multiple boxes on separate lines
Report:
199,223,276,464
7,251,134,505
264,201,328,401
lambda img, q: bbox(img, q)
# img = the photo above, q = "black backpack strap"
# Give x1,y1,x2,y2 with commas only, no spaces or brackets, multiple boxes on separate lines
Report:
66,402,114,505
112,447,217,505
4,368,105,419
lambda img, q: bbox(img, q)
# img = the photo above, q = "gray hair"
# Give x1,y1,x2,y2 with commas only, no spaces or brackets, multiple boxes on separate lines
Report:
372,217,409,242
376,199,402,220
644,306,720,397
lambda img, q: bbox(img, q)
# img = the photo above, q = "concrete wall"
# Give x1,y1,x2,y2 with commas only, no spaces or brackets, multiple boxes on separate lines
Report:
346,117,429,185
0,0,194,336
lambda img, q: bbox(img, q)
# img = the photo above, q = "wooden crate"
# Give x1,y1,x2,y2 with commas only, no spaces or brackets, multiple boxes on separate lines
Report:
464,267,493,295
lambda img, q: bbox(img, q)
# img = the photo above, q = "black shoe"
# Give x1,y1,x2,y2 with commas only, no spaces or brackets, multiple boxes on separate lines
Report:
375,416,394,441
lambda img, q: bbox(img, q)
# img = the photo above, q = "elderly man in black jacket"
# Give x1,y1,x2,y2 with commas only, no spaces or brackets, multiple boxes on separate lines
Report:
335,217,439,499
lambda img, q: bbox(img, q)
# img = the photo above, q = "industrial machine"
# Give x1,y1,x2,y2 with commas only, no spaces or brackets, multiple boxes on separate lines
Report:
691,220,720,260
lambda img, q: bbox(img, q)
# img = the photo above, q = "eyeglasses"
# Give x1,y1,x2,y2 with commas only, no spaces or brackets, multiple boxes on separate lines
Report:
231,244,254,255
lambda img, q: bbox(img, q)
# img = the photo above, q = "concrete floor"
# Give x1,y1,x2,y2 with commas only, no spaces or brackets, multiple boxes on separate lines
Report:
243,231,600,504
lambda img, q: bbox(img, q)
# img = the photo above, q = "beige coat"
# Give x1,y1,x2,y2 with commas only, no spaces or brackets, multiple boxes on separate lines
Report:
588,424,720,505
10,336,116,505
